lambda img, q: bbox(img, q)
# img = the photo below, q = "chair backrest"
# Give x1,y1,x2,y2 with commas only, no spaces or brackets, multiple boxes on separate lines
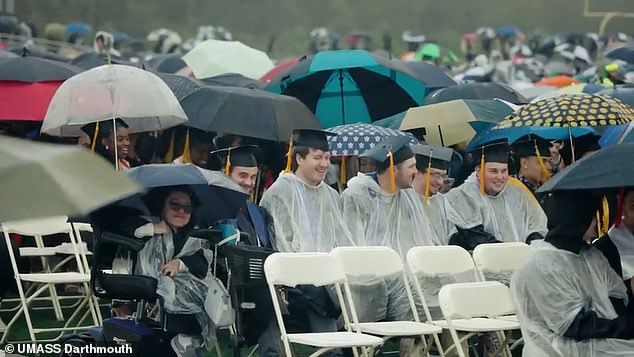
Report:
2,216,70,236
331,246,403,278
438,281,516,319
407,246,476,277
472,242,530,276
264,252,346,287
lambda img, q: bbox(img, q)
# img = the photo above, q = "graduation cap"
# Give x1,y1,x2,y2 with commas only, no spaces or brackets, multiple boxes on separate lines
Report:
211,145,260,173
164,127,212,164
360,136,415,193
411,144,454,202
411,144,453,171
559,133,600,166
511,136,551,158
284,129,336,173
511,135,552,181
80,119,128,153
468,141,510,194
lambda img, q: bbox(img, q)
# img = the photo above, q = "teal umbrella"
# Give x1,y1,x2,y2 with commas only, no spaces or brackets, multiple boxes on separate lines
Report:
266,50,426,128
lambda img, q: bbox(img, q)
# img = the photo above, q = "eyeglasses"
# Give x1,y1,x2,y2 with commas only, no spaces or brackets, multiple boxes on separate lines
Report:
168,201,193,214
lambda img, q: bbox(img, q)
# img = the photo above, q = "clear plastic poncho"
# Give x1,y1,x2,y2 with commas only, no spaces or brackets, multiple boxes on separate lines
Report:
341,173,440,322
259,173,354,253
422,193,457,245
444,172,548,243
511,240,634,356
135,221,218,349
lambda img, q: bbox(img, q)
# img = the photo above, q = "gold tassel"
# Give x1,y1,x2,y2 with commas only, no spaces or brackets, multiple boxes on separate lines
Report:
182,130,191,163
90,121,99,153
225,148,232,174
534,141,551,182
284,134,293,173
424,159,432,203
388,150,396,193
596,196,610,237
164,131,175,162
340,157,347,184
479,150,486,195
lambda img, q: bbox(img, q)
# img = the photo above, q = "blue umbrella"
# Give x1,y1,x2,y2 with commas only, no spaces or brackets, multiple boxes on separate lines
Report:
121,164,248,227
600,123,634,147
468,126,595,151
267,50,426,128
66,22,92,36
328,123,417,156
496,26,520,39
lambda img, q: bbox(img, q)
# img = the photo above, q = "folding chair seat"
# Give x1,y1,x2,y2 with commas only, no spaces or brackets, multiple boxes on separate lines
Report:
472,242,530,348
1,216,100,343
439,282,521,357
330,246,443,356
264,252,383,356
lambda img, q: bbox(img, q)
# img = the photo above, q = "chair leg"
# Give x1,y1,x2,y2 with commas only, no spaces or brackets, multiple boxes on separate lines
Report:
47,282,65,321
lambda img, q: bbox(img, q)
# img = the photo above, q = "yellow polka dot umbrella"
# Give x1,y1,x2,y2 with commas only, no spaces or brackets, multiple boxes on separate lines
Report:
493,94,634,130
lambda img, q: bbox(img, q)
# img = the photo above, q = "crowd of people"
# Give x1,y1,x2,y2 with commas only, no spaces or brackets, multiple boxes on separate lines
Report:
1,13,634,357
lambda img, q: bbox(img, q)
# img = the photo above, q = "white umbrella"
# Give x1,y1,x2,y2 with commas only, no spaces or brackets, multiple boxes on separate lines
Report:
182,40,274,80
0,135,141,222
41,64,188,137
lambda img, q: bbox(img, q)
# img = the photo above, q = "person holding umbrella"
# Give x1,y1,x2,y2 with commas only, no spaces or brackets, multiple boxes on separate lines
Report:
120,185,217,357
595,187,634,306
444,142,547,251
258,129,353,357
511,190,634,355
81,119,141,170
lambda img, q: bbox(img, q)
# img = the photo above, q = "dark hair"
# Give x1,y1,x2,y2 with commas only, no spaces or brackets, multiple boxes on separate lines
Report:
291,145,310,172
142,186,200,214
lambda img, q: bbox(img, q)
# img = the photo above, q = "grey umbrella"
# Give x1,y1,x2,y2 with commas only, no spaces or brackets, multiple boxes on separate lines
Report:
0,136,141,222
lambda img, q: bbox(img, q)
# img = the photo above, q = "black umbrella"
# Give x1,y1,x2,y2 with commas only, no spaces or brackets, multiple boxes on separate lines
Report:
200,73,265,89
537,143,634,192
0,56,82,82
605,46,634,64
424,82,528,105
154,72,203,100
179,85,322,141
392,60,457,92
145,54,188,74
121,164,249,227
70,52,139,70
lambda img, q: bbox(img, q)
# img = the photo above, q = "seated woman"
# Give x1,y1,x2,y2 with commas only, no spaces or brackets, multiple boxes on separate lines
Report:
121,186,217,357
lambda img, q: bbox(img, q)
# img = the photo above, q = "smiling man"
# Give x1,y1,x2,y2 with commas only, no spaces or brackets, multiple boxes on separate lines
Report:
258,129,353,357
444,142,548,251
341,137,439,328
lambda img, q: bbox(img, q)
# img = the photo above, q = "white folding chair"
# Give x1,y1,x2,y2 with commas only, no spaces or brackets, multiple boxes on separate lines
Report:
472,242,530,350
0,221,95,316
472,242,530,283
1,217,100,343
264,252,384,357
330,246,443,356
406,246,480,356
439,282,520,357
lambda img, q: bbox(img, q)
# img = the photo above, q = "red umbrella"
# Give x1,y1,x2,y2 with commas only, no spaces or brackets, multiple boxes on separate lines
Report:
259,57,300,83
0,81,63,121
